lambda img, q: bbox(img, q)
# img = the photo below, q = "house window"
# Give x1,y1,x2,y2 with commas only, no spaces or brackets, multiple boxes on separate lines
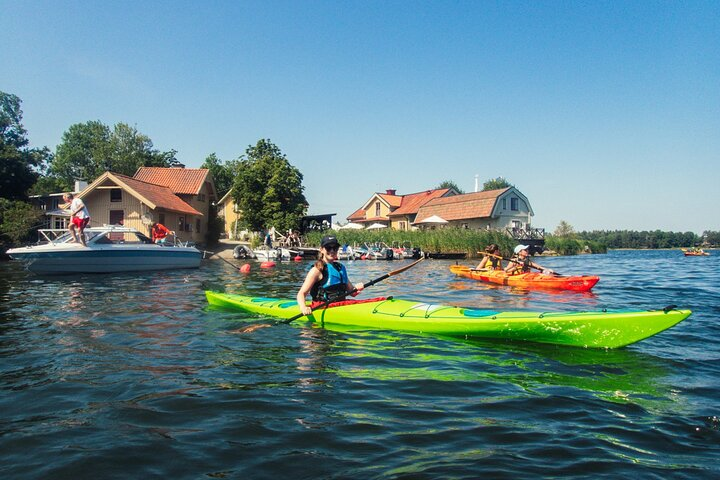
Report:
399,221,406,230
109,210,124,226
109,210,124,241
502,198,506,210
461,223,469,229
511,197,518,211
375,202,381,217
198,193,206,202
178,216,185,232
110,189,122,202
196,219,201,232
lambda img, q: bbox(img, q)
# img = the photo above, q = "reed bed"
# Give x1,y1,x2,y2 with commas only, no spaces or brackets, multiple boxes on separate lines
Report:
304,228,515,259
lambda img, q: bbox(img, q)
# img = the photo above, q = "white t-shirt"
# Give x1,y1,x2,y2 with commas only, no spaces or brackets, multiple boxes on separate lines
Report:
70,198,90,219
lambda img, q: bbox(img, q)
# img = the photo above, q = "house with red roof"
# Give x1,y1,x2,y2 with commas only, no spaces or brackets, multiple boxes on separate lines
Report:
414,187,534,231
75,167,216,244
347,186,535,233
347,188,457,231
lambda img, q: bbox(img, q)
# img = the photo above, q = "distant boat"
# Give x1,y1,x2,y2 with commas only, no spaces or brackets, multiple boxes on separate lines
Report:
6,225,202,275
681,248,709,256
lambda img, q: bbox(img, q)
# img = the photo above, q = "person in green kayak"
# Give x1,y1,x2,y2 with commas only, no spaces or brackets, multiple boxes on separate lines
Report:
476,244,503,270
505,244,554,275
297,235,365,315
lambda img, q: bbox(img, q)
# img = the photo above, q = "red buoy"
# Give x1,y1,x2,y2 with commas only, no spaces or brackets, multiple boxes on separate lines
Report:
260,261,276,268
294,255,302,261
240,264,251,273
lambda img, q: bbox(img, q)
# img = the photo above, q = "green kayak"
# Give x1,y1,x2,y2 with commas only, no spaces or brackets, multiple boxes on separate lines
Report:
205,291,691,348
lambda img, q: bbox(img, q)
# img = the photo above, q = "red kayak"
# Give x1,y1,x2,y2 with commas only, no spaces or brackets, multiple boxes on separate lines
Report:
450,265,599,292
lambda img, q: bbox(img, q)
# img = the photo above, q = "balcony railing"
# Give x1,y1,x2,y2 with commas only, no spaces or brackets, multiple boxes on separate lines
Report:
506,227,545,240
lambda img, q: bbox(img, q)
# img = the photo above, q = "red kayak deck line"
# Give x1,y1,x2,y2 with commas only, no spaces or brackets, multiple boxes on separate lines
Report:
450,265,599,292
310,297,387,309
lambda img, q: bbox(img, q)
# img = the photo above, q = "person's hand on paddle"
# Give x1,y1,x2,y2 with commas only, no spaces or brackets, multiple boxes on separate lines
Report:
300,303,313,316
350,282,364,297
542,268,554,275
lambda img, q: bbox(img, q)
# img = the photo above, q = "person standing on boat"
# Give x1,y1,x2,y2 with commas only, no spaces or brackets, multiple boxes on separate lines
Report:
296,235,364,316
505,245,554,275
63,193,90,247
476,244,502,270
151,221,174,245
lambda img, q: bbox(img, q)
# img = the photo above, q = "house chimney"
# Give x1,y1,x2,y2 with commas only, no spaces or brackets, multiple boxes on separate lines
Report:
474,174,479,193
386,189,396,195
74,180,88,193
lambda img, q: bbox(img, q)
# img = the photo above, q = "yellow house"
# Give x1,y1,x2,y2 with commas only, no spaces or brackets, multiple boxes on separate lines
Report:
76,167,216,244
216,190,244,239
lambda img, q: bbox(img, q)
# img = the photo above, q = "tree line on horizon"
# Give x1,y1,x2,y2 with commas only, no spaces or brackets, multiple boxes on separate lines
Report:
550,221,717,250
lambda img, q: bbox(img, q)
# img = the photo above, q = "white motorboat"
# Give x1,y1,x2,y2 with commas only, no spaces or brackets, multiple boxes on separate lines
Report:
6,226,203,275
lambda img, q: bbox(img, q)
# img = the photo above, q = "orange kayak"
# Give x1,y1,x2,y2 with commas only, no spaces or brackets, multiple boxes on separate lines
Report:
681,249,709,256
450,265,599,292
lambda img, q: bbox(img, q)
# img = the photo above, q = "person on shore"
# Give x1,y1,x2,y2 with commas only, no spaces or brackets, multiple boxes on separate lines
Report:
151,221,174,245
63,193,90,246
476,244,503,270
505,244,554,275
296,235,364,315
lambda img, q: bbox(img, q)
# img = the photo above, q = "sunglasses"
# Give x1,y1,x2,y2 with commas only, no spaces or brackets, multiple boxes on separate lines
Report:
324,245,340,252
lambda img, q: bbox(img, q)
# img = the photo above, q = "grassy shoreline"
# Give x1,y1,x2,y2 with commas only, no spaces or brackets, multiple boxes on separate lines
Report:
303,228,608,259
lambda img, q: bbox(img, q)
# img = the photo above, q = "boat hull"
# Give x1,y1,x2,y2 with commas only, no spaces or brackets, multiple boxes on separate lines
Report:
205,292,690,348
8,246,202,274
450,265,599,292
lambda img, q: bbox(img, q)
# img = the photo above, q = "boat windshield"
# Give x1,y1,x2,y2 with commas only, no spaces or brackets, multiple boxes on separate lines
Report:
92,230,153,245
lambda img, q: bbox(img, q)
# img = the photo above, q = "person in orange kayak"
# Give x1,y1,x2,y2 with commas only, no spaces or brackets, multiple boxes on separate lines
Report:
505,244,554,275
476,244,503,270
150,221,174,245
297,235,364,315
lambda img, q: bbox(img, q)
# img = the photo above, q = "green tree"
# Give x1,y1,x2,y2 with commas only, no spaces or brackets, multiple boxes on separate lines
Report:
201,153,238,198
51,121,180,188
436,180,464,194
0,91,51,200
482,177,512,191
51,121,112,190
0,198,44,250
553,220,576,238
232,139,307,233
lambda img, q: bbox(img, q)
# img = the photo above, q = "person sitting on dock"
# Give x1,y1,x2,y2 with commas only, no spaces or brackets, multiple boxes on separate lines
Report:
476,244,503,270
505,245,554,275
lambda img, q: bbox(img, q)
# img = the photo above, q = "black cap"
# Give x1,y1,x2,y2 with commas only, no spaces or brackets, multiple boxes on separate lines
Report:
320,235,340,248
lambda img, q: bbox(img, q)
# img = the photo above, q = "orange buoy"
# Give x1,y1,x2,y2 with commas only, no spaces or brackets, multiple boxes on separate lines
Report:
260,261,276,268
240,264,251,273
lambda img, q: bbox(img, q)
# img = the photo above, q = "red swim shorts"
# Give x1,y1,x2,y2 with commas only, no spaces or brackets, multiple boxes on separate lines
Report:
71,216,90,228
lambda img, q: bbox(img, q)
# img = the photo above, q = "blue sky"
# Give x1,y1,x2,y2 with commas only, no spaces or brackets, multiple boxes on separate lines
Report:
2,1,718,234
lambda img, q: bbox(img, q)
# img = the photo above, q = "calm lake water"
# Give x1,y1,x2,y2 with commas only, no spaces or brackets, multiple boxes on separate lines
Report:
1,250,718,479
